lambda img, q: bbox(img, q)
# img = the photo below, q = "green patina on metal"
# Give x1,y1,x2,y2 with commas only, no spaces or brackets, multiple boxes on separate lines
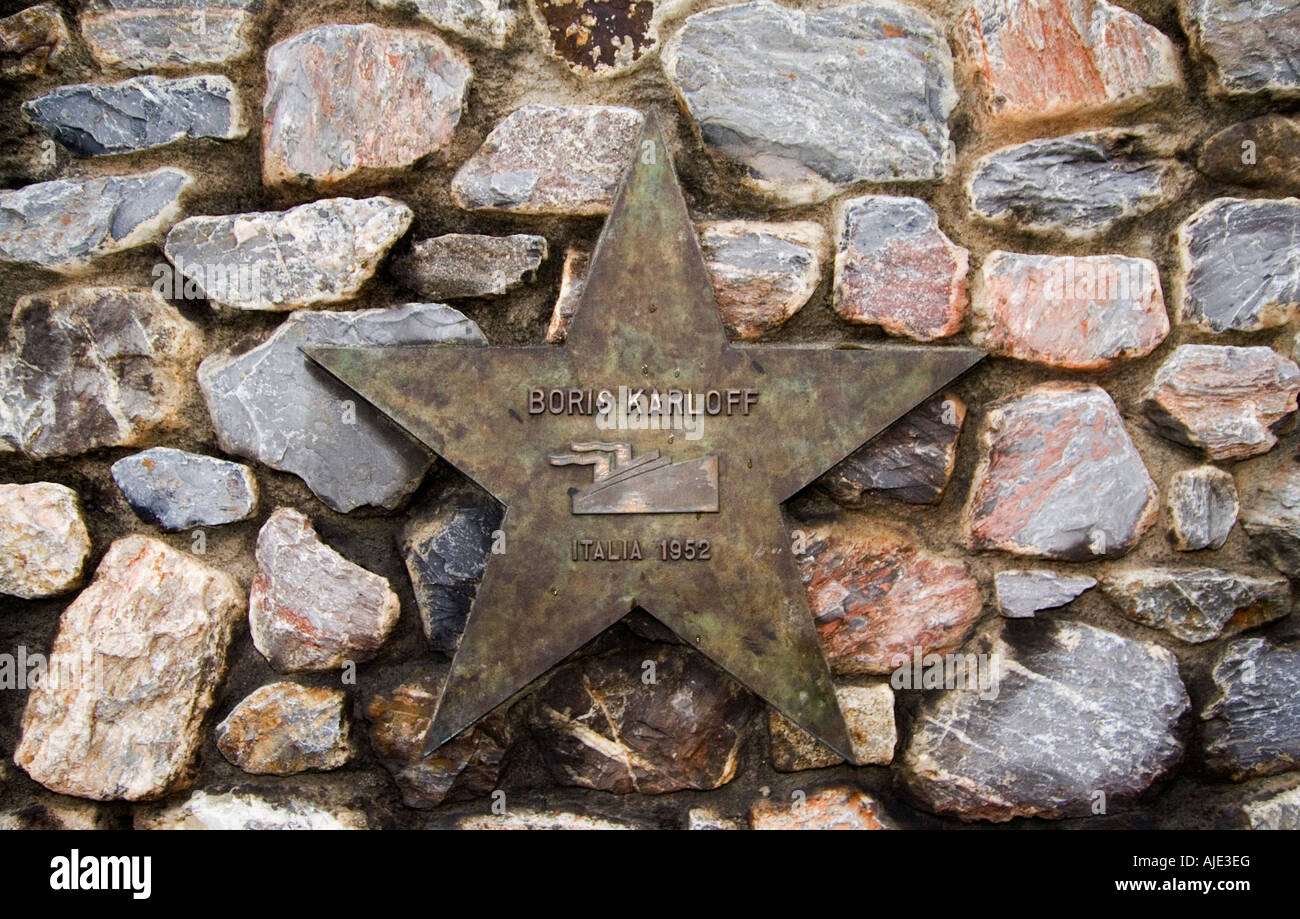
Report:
306,113,984,761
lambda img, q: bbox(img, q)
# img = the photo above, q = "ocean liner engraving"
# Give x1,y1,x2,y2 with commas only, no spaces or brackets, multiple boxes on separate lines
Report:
549,441,719,514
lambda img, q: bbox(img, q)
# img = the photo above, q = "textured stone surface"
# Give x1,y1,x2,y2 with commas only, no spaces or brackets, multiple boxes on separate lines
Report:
956,0,1182,129
393,234,547,300
112,447,257,531
817,393,965,507
368,0,513,47
545,245,590,343
164,197,412,311
750,786,893,830
457,809,636,829
1181,0,1300,98
1243,785,1300,829
366,677,508,809
797,519,982,676
23,75,245,157
199,303,483,512
399,484,502,654
0,3,69,78
1100,567,1289,643
250,508,401,672
81,0,264,71
0,169,192,272
899,620,1189,821
0,287,201,459
216,683,353,775
263,25,470,188
1202,638,1300,780
530,0,684,77
0,121,61,186
968,129,1189,237
769,682,896,770
0,800,111,830
965,383,1158,560
664,1,956,203
1169,466,1238,551
687,807,744,830
833,196,968,341
994,570,1096,618
13,536,244,801
452,105,643,214
136,790,367,829
972,251,1168,370
1141,345,1300,461
698,220,825,340
530,645,756,794
1176,197,1300,332
1240,464,1300,577
0,482,91,599
1199,115,1300,193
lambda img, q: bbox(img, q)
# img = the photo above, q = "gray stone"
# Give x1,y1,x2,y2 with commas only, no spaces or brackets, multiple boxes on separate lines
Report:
1239,464,1300,577
968,129,1189,238
111,447,258,531
81,0,265,71
663,1,956,204
699,220,825,340
393,234,547,299
1168,466,1238,551
1202,638,1300,780
0,482,92,599
1242,785,1300,829
994,570,1096,618
0,169,192,273
23,75,245,157
0,287,202,459
250,508,400,672
1176,197,1300,332
452,105,644,215
198,302,484,513
1181,0,1300,98
0,3,70,79
164,197,412,311
1100,567,1290,643
399,484,502,655
898,619,1189,821
368,0,513,47
215,683,353,776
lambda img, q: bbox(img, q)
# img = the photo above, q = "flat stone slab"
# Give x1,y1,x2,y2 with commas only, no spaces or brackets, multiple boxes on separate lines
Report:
664,1,956,203
393,233,547,300
0,482,91,599
198,302,484,513
1100,567,1289,644
216,683,353,776
1181,0,1300,98
1202,638,1300,780
368,0,513,47
1168,465,1238,552
698,220,825,340
23,75,245,157
111,447,258,531
164,196,412,311
80,0,265,71
0,169,192,273
994,570,1096,618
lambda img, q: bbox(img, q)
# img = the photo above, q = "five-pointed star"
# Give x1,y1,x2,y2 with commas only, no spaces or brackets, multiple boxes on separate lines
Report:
307,114,983,760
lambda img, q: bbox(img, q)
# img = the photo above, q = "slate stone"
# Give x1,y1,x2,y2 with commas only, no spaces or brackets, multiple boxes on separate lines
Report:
1168,465,1238,552
393,234,548,300
529,0,682,77
0,287,201,459
965,383,1158,560
368,0,514,47
1176,197,1300,332
23,75,245,157
832,196,968,341
0,482,92,599
80,0,265,71
1202,638,1300,780
898,619,1189,821
0,169,192,273
0,3,69,79
663,1,956,203
1198,115,1300,194
164,196,412,311
698,220,825,340
452,105,644,215
817,393,965,506
968,129,1189,237
263,24,471,188
1181,0,1300,98
529,645,757,794
1239,463,1300,578
198,303,484,513
972,251,1168,370
399,483,503,654
749,786,894,830
1100,567,1290,643
1141,345,1300,461
216,683,353,776
994,570,1096,618
956,0,1183,129
111,447,258,532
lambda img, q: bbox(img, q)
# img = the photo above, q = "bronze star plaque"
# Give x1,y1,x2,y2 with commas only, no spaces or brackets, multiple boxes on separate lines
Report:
307,114,983,760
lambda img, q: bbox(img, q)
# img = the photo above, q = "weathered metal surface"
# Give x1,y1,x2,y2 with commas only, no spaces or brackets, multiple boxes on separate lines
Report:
306,114,983,761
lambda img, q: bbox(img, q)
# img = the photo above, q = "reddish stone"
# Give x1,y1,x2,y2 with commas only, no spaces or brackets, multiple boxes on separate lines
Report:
699,220,826,340
0,3,68,78
750,786,894,829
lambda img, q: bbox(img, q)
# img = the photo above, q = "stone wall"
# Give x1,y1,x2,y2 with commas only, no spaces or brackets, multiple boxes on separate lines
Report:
1,0,1299,829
